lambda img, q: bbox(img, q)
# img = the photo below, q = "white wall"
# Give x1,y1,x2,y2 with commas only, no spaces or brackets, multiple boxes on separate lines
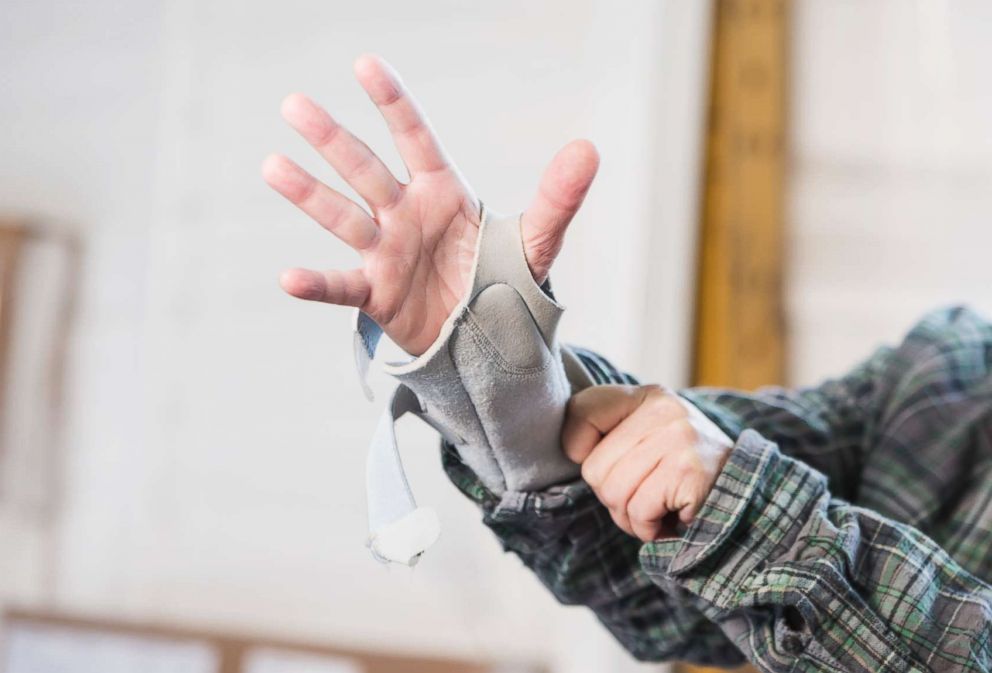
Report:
789,0,992,385
0,1,711,671
0,0,170,620
10,0,992,670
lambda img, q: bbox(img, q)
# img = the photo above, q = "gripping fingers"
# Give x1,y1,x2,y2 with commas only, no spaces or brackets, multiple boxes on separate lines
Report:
595,439,665,537
562,385,650,464
576,388,683,486
280,93,402,211
625,466,673,542
280,268,370,308
262,154,379,251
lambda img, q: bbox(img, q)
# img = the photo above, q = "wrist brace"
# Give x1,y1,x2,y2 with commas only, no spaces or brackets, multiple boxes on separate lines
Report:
354,207,595,565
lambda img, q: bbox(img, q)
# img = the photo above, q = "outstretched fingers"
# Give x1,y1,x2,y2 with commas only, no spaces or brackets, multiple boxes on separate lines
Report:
521,139,600,283
280,267,370,308
262,154,379,251
353,53,451,175
280,93,402,211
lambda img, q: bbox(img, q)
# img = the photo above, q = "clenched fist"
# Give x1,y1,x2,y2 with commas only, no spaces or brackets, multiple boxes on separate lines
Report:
562,385,734,542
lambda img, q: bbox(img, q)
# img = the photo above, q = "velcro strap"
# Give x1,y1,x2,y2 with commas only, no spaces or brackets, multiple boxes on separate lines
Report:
365,383,440,565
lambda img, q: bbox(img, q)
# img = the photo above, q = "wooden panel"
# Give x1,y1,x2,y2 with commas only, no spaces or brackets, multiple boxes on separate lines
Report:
683,0,788,672
4,609,509,673
0,220,26,466
691,0,788,390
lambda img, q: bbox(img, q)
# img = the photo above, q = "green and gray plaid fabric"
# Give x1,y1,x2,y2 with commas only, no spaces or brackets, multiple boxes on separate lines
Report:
441,306,992,672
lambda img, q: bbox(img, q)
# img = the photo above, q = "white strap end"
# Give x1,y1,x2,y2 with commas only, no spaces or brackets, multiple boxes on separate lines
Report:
367,507,441,566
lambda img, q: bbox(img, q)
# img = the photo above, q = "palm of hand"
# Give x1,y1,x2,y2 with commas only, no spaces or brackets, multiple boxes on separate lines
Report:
361,172,481,355
264,54,598,356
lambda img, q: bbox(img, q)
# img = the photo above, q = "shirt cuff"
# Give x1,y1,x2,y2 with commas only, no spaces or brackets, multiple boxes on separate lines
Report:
638,429,829,610
441,441,603,543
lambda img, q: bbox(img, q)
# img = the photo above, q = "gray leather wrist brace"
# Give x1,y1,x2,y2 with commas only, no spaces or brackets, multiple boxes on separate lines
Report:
354,207,595,565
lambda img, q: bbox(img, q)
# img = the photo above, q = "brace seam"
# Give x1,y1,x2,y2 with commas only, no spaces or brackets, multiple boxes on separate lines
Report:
445,332,509,493
463,312,554,377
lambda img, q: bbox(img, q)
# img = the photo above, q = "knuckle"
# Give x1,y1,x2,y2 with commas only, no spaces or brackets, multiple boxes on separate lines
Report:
599,480,627,510
679,505,699,526
641,383,666,399
581,460,603,488
670,452,700,481
560,422,587,463
665,454,697,491
627,497,657,526
599,492,618,510
691,480,711,507
346,151,374,179
641,387,669,410
671,419,699,446
524,232,560,276
566,387,598,419
560,442,579,464
608,509,631,536
630,519,657,542
292,174,318,204
642,388,687,419
565,392,585,418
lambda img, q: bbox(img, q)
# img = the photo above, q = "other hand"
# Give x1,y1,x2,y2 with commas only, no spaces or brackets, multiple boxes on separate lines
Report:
562,385,734,541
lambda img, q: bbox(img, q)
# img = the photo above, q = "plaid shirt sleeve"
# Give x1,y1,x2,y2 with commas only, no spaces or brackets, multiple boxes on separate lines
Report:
441,306,992,672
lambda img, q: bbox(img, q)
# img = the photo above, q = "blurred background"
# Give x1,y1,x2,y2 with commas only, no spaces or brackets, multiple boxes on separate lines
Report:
1,1,991,672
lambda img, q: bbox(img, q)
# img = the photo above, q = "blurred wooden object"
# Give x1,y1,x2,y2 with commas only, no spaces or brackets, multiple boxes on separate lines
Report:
691,0,788,390
0,220,26,458
684,0,788,671
0,218,79,511
3,609,515,673
0,219,81,613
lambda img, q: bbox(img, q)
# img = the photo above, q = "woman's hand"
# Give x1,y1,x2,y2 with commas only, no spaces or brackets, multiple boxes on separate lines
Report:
562,385,734,542
263,54,599,356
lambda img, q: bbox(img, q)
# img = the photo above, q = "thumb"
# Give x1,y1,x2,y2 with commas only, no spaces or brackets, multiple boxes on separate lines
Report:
521,139,599,284
561,384,648,464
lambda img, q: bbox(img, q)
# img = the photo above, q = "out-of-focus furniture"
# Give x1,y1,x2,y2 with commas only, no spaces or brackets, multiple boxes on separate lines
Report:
0,217,80,614
0,220,26,453
1,609,522,673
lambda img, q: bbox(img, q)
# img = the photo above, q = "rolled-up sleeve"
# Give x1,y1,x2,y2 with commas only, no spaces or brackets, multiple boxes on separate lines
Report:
641,429,992,673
